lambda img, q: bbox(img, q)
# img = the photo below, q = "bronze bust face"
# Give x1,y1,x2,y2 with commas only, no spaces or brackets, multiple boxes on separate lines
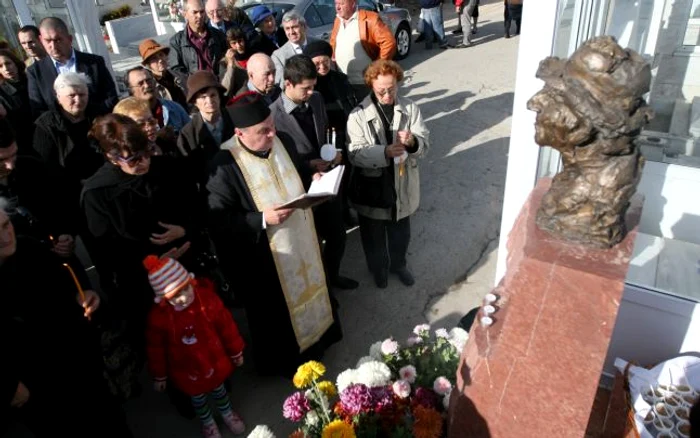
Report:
527,36,654,248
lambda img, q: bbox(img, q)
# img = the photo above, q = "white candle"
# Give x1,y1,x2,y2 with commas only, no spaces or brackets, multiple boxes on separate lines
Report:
483,305,496,315
480,316,493,327
331,128,336,147
484,293,498,304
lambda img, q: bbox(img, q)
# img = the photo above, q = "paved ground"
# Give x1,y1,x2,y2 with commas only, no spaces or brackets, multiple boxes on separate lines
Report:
5,3,517,437
120,2,518,436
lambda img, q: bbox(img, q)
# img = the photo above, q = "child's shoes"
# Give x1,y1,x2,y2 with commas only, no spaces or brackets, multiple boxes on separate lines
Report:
201,422,222,438
222,411,246,435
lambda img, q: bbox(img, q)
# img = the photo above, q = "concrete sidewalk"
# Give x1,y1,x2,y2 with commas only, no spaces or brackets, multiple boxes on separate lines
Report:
121,2,518,437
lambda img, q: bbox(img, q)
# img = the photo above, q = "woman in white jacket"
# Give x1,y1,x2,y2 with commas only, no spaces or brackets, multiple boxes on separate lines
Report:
346,60,429,288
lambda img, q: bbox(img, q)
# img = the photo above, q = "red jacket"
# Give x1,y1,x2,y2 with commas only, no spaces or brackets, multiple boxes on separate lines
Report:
146,278,245,396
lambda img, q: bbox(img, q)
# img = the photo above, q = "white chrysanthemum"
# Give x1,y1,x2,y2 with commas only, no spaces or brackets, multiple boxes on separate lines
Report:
381,338,399,355
435,328,449,339
399,365,417,384
413,323,431,336
443,389,453,410
407,336,423,346
336,369,358,393
356,361,392,388
305,411,319,427
369,341,383,360
356,356,375,367
247,425,276,438
449,327,469,351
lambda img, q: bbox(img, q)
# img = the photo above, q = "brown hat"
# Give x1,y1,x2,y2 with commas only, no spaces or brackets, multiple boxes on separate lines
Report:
186,70,226,103
139,39,170,65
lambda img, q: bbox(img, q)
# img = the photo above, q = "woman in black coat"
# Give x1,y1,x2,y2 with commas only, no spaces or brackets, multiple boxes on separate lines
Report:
0,206,132,438
81,114,201,399
0,49,34,154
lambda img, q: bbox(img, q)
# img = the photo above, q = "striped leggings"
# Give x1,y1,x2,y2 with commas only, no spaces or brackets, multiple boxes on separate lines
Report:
191,383,233,426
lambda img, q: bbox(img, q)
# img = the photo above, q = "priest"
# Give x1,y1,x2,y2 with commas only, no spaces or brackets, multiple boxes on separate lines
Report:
206,91,342,378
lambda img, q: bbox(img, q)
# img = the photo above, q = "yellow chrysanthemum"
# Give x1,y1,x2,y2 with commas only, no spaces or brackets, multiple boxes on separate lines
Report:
317,380,337,397
321,420,356,438
293,361,327,388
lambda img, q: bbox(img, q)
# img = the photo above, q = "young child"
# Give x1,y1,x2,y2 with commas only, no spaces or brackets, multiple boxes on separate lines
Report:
144,255,246,438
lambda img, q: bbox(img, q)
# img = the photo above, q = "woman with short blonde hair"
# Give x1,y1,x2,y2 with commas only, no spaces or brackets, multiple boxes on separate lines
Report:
347,59,429,288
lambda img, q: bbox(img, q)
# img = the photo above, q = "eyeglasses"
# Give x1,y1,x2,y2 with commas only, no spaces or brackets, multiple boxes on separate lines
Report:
374,87,396,96
136,117,159,129
130,78,156,88
112,145,156,165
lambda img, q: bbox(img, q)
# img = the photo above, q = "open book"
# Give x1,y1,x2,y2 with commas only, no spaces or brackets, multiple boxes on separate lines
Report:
277,165,345,209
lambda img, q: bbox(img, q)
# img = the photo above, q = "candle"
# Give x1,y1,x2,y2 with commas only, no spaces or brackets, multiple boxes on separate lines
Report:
331,128,336,147
484,293,498,304
63,263,86,303
480,316,493,327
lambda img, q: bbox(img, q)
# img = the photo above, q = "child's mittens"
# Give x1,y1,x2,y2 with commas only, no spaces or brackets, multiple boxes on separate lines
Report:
153,378,167,392
232,352,244,367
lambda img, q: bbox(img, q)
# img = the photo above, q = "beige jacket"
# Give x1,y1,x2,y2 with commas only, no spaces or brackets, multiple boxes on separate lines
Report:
347,94,429,221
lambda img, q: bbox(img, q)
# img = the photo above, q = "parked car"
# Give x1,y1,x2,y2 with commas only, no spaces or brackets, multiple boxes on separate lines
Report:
241,0,412,59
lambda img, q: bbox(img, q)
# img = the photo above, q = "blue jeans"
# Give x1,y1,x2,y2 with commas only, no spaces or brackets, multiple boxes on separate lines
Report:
421,5,447,48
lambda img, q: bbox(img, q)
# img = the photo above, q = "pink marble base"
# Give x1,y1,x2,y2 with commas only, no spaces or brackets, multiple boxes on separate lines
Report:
447,178,642,437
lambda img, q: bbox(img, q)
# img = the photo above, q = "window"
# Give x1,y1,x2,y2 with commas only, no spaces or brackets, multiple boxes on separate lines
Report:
359,0,378,12
304,5,324,28
310,0,337,25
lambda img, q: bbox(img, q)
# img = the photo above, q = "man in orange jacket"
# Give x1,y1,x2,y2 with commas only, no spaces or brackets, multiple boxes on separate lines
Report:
330,0,396,100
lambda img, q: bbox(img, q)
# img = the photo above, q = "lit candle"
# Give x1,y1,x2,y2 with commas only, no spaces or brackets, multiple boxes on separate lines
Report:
63,263,86,303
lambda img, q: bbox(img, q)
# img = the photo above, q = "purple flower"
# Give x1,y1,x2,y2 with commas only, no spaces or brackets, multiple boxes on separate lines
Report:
339,383,373,415
413,387,439,409
370,386,393,413
283,391,310,422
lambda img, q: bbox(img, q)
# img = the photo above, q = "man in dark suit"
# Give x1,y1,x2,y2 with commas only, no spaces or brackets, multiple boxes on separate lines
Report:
27,17,118,117
269,55,358,291
170,0,228,77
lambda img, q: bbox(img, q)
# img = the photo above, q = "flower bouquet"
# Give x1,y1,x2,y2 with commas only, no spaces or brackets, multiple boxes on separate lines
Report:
282,324,469,438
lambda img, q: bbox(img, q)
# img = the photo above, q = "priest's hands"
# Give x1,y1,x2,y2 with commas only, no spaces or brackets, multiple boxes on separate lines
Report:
150,222,186,245
310,159,330,172
264,207,294,225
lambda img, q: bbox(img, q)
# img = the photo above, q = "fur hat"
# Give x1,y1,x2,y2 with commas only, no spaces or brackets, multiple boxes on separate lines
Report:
143,255,194,303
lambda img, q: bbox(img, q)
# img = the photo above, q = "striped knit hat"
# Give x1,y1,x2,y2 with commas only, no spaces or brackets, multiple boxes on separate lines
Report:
143,255,194,303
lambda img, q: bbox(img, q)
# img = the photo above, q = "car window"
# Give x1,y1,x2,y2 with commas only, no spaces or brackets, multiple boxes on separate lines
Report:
304,5,324,28
358,0,378,12
310,0,337,25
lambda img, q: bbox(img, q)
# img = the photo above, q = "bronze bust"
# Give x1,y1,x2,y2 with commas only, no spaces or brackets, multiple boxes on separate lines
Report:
527,36,654,248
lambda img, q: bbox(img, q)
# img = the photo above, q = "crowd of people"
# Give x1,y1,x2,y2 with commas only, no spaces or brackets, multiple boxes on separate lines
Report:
0,0,429,437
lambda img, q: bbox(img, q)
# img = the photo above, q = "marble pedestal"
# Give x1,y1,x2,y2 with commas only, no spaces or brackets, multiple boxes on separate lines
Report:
447,178,643,437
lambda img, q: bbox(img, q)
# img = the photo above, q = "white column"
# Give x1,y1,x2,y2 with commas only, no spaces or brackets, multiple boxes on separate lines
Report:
65,0,116,80
12,0,34,26
494,0,562,285
150,0,168,35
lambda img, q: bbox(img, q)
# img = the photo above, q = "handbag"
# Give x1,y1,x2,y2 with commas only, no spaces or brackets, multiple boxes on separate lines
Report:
348,104,397,209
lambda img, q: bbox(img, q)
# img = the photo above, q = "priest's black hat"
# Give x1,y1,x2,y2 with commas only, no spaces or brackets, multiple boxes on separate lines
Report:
226,91,272,128
304,40,333,59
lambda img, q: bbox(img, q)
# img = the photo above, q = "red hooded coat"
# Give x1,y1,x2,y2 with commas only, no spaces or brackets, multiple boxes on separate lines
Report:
146,278,245,395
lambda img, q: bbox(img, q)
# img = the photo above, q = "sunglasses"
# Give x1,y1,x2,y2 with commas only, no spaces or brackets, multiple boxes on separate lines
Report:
113,145,156,165
374,87,397,96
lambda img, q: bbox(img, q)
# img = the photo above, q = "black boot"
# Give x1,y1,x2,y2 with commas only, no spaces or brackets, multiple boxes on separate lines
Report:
415,33,425,43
